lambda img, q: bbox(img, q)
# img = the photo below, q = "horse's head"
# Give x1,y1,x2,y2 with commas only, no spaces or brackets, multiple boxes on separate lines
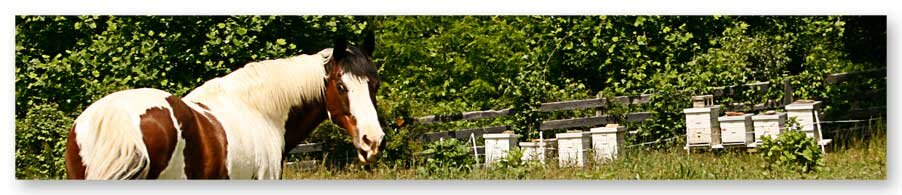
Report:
323,32,384,163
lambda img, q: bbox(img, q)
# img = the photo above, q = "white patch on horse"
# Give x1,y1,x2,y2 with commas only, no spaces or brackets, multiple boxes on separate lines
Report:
341,74,385,162
73,88,182,179
183,49,332,179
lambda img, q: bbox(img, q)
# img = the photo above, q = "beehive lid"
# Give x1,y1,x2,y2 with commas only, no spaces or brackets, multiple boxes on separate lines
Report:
556,132,588,139
718,113,753,121
683,105,721,114
786,100,822,110
525,138,557,143
590,126,625,133
752,112,786,120
724,111,745,116
519,141,553,147
484,133,517,139
529,138,557,142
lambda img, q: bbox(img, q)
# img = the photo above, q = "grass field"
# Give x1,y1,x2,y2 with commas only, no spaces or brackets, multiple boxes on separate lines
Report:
284,125,886,180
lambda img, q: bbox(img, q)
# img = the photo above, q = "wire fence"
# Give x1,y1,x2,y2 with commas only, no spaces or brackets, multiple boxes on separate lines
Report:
626,136,683,148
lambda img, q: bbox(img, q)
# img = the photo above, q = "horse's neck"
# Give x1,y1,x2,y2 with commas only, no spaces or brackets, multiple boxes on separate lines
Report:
184,52,330,129
281,100,328,155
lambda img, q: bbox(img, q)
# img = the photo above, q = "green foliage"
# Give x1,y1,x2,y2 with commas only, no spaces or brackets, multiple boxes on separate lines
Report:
15,103,73,179
16,16,369,117
631,87,690,148
758,118,825,173
415,138,475,178
490,148,544,179
304,121,360,166
379,119,427,165
372,94,430,165
505,63,554,138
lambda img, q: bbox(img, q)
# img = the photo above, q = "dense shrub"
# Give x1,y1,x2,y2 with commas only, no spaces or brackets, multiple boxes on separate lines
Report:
489,148,545,179
415,138,475,178
16,16,367,117
15,103,73,179
758,118,825,173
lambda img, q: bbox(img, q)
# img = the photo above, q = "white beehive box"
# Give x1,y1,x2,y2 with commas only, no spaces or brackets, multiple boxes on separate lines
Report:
519,139,556,164
718,113,755,146
590,126,626,161
752,112,786,144
785,101,822,141
556,131,591,167
684,105,722,146
483,133,518,165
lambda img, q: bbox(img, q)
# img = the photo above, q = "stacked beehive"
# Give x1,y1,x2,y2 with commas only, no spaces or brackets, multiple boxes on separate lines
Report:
718,112,755,147
684,95,721,149
751,111,787,146
556,131,591,167
785,100,831,151
590,124,626,161
483,132,518,165
519,139,556,164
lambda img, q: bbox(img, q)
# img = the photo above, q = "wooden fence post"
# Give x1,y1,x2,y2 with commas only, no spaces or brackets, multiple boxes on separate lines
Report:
783,79,794,105
596,93,605,117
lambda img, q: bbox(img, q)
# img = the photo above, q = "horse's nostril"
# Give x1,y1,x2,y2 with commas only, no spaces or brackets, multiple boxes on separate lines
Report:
362,135,372,145
360,149,368,157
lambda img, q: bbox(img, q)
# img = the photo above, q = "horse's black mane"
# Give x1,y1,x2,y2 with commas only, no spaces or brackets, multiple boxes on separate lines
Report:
329,46,380,82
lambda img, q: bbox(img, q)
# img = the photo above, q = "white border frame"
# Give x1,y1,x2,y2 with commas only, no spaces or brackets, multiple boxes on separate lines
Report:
3,1,898,195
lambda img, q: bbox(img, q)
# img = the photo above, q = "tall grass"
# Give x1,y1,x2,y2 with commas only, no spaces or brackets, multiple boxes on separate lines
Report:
283,118,885,180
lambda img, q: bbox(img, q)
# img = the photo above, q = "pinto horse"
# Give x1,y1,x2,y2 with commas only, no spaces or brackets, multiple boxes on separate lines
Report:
64,34,384,179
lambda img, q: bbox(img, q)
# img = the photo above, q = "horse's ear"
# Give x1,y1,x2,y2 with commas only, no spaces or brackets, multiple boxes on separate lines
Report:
333,35,347,61
326,35,346,79
362,30,375,57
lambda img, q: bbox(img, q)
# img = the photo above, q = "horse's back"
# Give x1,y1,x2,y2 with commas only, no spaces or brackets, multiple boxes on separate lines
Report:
67,88,186,179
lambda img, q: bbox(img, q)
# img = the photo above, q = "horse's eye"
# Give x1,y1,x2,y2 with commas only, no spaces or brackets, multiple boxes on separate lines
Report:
337,83,348,93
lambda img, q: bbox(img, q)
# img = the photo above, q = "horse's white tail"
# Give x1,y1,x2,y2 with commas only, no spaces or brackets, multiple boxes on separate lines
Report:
72,89,173,179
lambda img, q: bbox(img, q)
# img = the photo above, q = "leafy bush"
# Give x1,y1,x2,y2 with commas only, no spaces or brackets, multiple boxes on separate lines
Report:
16,16,367,117
490,148,544,179
379,122,427,166
370,97,423,165
303,121,357,165
629,87,690,148
758,118,825,173
505,63,554,139
15,103,73,179
415,138,475,178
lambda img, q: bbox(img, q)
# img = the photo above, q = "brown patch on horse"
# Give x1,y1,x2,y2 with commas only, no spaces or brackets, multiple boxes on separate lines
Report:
65,123,86,179
324,60,360,141
193,101,210,111
282,101,328,157
138,107,180,179
165,96,229,179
